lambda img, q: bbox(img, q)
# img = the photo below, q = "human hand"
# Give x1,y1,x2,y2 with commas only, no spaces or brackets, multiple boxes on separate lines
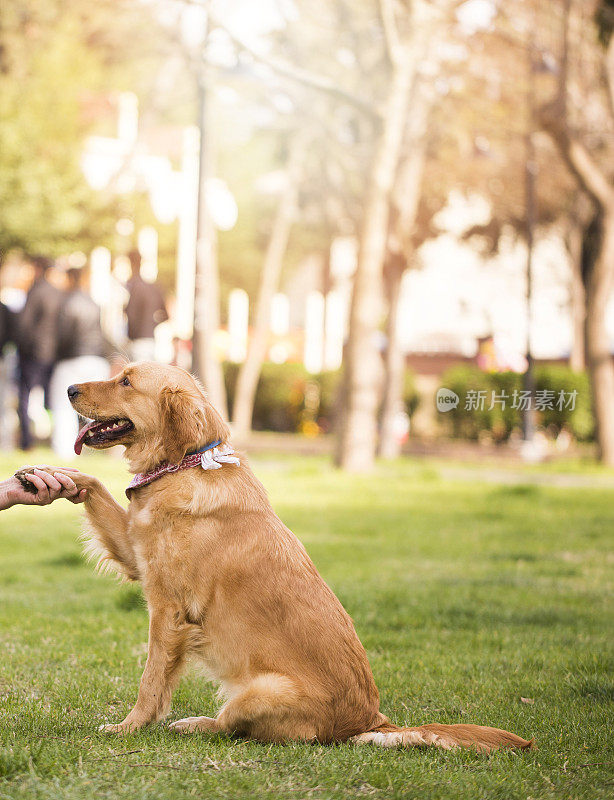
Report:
2,467,87,509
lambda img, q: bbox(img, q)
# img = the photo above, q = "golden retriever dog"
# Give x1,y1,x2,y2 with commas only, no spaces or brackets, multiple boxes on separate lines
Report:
40,362,532,751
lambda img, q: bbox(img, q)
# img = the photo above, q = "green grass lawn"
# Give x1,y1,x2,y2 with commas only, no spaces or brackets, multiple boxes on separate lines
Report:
0,449,612,799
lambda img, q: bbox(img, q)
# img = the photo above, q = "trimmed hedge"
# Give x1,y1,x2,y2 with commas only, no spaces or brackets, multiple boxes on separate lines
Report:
535,365,594,441
440,364,594,442
225,362,311,433
224,362,420,434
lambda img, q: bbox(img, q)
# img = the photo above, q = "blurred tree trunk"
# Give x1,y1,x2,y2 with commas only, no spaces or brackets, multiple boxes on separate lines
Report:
567,218,586,372
378,87,432,459
192,65,228,420
379,251,406,458
565,197,594,372
232,140,303,437
336,0,445,470
335,57,415,471
582,211,614,463
539,2,614,464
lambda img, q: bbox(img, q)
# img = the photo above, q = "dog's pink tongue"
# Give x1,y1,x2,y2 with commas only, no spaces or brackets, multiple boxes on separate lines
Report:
74,421,99,455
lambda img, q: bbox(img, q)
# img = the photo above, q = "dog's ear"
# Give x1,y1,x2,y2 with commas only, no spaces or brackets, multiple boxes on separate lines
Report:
159,386,229,464
202,399,231,446
160,386,204,464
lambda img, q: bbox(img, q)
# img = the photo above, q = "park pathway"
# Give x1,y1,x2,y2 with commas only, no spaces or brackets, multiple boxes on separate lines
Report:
436,465,614,489
239,432,614,489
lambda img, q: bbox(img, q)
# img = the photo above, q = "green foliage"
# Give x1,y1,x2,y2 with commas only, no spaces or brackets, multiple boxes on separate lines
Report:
535,365,594,441
441,364,593,442
440,365,500,440
225,362,319,433
0,0,178,262
0,0,111,256
315,370,342,431
403,369,421,418
225,363,419,433
251,362,312,433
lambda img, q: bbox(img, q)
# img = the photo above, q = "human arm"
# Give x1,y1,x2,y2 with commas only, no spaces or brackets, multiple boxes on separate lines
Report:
0,468,86,510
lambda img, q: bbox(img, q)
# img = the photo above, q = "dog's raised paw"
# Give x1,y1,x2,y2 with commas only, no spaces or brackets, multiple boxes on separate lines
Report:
13,468,38,494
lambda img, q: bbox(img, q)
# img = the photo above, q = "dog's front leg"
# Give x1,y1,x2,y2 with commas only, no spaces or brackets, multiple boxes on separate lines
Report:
53,469,139,580
102,606,186,734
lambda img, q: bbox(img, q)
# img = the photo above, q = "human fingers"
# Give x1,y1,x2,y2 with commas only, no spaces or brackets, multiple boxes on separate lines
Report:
34,464,79,474
54,472,78,495
32,469,62,493
24,473,52,504
52,469,97,491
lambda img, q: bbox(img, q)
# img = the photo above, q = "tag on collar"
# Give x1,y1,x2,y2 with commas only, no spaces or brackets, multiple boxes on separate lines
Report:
200,443,240,470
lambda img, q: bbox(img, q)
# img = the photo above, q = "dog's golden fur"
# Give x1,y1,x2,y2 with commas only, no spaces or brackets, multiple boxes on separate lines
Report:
52,362,533,751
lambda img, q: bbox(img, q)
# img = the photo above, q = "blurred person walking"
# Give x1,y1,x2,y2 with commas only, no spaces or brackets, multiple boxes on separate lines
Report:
50,267,110,459
0,297,15,351
16,256,62,450
125,250,168,362
0,296,17,450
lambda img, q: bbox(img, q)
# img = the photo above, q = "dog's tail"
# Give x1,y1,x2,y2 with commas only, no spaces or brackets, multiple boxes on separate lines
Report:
350,719,534,753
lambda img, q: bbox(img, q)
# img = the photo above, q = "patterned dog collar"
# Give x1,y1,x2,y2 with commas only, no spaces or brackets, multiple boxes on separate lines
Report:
126,440,240,497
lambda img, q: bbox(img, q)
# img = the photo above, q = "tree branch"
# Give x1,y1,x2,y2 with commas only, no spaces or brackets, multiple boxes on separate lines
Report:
605,34,614,121
565,137,614,207
165,0,379,118
208,16,380,121
558,0,571,113
378,0,402,65
540,101,614,208
538,0,614,209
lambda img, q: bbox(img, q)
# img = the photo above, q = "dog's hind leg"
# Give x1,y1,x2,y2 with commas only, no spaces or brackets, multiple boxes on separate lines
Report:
170,674,320,743
169,716,219,734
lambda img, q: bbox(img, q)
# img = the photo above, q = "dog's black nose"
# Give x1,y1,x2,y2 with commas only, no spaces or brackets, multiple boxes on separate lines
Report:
67,385,80,401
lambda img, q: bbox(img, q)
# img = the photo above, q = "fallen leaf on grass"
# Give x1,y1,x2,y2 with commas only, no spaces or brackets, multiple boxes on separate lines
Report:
520,697,534,704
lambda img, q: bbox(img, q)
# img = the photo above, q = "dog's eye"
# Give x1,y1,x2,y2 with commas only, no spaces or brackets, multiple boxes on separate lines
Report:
120,377,131,387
